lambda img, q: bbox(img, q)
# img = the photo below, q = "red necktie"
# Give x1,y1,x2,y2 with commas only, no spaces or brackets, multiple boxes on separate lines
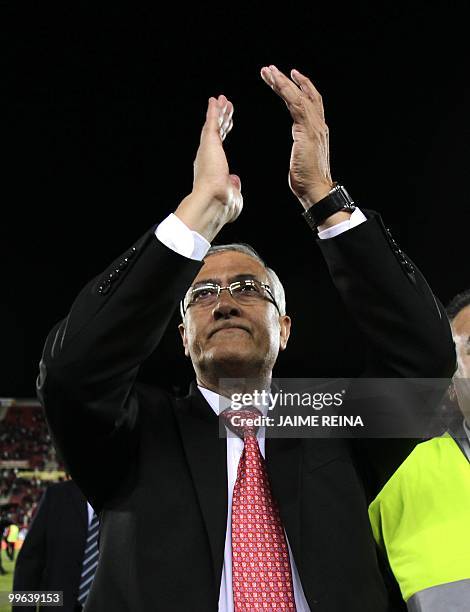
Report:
221,409,297,611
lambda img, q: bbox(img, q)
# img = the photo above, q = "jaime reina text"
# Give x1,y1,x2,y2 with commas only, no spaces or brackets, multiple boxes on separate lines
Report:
227,414,364,428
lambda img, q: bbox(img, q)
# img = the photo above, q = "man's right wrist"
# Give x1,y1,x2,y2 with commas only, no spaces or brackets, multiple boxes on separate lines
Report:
155,214,210,261
174,191,225,242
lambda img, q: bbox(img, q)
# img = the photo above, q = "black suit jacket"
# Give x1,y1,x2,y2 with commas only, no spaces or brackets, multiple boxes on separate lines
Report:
13,480,88,612
37,212,455,611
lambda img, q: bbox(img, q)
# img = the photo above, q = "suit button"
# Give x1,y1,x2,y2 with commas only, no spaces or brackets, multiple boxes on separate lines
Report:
98,283,111,295
128,247,137,259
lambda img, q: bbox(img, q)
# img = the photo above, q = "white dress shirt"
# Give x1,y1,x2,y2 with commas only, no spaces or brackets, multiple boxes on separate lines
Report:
154,208,367,611
198,386,311,612
86,501,94,525
155,208,367,260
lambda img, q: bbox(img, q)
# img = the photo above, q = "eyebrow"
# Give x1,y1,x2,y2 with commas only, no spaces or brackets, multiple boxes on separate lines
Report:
192,274,262,289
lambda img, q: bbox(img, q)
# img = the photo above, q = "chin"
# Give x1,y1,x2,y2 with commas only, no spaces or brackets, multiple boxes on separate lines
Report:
204,347,266,378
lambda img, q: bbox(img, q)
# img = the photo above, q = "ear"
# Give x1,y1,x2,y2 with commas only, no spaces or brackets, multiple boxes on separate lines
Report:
178,322,190,358
279,315,291,351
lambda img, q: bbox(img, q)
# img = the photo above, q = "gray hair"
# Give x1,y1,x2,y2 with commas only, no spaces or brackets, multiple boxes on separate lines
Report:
181,243,286,318
205,243,286,315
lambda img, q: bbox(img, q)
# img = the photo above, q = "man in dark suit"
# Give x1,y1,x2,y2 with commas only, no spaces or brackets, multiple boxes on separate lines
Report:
37,66,455,611
0,514,10,575
13,479,95,612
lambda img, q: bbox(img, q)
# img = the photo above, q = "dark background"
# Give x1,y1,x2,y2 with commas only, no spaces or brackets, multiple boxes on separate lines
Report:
3,1,469,397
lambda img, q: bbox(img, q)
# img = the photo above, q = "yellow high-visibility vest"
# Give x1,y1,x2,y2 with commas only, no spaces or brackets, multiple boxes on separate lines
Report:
369,434,470,604
6,523,19,543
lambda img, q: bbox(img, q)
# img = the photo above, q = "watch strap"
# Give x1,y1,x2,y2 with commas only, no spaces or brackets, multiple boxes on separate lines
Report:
302,184,356,231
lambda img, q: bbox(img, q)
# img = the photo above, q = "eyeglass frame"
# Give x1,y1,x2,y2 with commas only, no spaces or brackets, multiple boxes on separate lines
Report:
180,279,282,318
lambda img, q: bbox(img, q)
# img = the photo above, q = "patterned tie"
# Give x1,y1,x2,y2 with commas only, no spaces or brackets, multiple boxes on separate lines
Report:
77,511,100,607
221,408,296,611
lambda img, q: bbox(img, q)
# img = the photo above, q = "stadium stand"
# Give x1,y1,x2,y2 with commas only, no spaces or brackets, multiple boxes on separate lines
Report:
0,399,64,532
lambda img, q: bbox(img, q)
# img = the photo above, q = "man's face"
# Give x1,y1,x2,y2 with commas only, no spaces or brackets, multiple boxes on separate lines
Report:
452,305,470,377
178,251,291,382
451,305,470,424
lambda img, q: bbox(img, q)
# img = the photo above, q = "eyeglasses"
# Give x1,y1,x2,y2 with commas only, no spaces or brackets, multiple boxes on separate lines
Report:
180,279,281,317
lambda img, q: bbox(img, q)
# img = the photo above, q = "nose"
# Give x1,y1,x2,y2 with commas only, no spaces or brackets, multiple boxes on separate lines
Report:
212,289,241,320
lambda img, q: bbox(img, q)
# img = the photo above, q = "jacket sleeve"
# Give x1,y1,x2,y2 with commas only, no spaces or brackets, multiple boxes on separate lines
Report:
37,229,203,509
317,210,455,379
12,490,49,612
316,211,457,492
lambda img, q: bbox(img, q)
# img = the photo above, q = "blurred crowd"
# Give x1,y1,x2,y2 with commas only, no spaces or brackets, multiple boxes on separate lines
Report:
0,403,63,528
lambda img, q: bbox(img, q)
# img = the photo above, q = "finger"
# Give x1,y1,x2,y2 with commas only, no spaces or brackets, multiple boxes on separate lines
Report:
217,94,228,112
218,97,233,130
226,102,234,123
220,119,233,142
201,95,233,145
260,65,303,109
228,177,243,221
221,111,233,135
260,66,276,88
290,69,321,99
217,94,228,126
290,69,325,117
220,98,234,140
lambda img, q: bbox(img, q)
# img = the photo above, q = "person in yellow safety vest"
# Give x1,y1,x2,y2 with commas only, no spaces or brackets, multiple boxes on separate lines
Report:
4,521,19,561
369,288,470,611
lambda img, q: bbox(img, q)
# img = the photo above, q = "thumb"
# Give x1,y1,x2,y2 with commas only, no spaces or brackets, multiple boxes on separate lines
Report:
229,174,241,191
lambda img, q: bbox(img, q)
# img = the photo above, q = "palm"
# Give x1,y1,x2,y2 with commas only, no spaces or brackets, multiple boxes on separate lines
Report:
289,137,315,199
194,132,230,202
193,95,242,222
261,65,333,206
288,127,329,200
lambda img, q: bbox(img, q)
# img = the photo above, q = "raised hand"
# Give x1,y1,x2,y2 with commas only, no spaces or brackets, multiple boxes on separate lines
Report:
260,65,333,209
175,95,243,242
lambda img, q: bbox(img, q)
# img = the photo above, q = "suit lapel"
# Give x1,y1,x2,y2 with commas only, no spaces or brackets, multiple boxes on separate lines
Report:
174,383,228,587
174,384,304,586
265,437,303,570
66,481,88,532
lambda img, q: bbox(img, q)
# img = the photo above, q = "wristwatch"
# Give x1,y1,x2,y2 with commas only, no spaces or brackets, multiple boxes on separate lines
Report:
302,184,356,231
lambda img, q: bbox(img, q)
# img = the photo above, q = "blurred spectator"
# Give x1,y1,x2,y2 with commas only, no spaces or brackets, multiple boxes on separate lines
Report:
0,404,55,469
0,513,9,575
13,479,98,612
4,520,19,560
0,402,64,535
369,289,470,609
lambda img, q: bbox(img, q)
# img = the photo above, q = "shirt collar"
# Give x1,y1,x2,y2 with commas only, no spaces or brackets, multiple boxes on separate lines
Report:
197,385,270,417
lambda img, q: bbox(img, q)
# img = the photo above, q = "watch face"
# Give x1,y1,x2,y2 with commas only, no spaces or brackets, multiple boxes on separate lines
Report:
337,185,355,207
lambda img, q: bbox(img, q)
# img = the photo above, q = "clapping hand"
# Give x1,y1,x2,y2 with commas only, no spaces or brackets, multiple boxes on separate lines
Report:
175,95,243,242
260,65,334,210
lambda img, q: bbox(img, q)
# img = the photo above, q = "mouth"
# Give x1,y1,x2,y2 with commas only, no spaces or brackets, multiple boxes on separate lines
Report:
209,325,251,338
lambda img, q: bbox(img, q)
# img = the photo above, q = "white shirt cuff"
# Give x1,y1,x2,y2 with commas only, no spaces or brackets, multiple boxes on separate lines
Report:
317,207,367,240
155,214,211,261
